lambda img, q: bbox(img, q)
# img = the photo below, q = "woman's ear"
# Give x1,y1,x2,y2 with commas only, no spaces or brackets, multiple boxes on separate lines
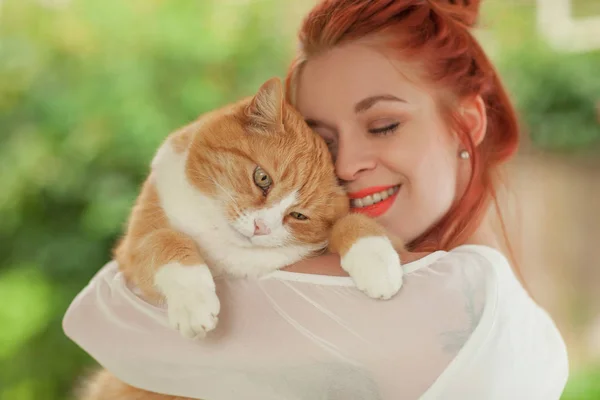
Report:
460,95,487,146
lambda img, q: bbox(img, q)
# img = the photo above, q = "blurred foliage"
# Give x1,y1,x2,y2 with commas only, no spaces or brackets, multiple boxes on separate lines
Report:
562,363,600,400
484,0,600,153
499,45,600,152
0,0,295,398
572,0,600,17
0,0,599,399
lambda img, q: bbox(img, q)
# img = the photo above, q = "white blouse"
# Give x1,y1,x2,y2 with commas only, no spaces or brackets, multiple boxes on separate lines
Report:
63,245,568,399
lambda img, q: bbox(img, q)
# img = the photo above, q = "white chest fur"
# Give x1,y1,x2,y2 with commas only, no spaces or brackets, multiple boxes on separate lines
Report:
150,140,317,278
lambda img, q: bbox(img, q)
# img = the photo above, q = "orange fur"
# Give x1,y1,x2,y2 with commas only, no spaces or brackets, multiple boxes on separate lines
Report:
329,213,387,255
81,78,401,400
114,180,205,303
329,213,405,256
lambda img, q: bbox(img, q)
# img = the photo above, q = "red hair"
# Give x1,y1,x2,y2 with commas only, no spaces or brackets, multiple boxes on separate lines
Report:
285,0,519,254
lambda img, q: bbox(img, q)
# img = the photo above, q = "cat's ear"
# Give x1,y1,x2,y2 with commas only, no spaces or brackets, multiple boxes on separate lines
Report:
246,77,284,132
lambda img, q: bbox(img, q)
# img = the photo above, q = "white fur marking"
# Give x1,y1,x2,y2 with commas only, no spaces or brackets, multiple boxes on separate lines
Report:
154,263,220,339
232,191,298,247
341,236,403,299
152,141,320,277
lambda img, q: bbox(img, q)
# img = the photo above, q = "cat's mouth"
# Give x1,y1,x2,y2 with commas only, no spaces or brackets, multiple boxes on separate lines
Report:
230,225,292,249
229,225,255,245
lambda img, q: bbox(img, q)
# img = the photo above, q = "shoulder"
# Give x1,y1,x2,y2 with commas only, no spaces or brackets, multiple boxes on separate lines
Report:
412,244,532,328
404,244,507,301
418,246,569,399
446,244,512,275
413,244,514,300
439,244,511,275
436,244,531,305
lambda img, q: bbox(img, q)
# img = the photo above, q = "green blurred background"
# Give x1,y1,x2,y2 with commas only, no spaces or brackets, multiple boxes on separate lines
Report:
0,0,599,399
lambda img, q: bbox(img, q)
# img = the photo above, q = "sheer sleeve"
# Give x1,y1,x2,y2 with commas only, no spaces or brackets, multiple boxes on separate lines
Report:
63,249,495,400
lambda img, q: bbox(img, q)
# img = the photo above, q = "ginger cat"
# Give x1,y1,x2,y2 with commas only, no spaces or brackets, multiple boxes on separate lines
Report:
80,77,404,400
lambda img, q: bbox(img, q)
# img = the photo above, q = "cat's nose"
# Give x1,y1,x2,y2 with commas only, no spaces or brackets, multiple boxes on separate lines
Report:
253,219,271,236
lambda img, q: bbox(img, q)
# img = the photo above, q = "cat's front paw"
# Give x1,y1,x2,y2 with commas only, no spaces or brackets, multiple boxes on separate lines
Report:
341,236,403,300
154,263,220,339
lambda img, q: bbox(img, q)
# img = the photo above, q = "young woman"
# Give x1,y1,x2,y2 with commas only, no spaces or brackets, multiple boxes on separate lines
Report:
63,0,569,399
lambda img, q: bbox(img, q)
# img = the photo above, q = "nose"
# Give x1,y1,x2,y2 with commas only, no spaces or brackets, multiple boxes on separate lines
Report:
334,137,377,182
253,218,271,236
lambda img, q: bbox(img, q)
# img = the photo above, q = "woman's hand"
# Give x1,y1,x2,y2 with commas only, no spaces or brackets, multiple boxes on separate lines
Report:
282,250,433,276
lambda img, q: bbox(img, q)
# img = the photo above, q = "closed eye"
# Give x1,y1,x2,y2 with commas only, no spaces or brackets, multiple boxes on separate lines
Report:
369,122,400,136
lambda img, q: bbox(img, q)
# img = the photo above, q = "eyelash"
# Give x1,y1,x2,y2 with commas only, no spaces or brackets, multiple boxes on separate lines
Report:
321,122,400,150
369,122,400,136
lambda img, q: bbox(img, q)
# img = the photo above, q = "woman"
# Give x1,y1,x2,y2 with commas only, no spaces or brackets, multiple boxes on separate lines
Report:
63,0,569,399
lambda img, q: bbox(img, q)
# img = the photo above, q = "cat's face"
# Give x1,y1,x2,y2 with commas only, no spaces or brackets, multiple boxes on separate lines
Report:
187,78,349,249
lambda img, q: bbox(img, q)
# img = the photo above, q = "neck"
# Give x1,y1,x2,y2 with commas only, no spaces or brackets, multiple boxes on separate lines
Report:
464,218,501,249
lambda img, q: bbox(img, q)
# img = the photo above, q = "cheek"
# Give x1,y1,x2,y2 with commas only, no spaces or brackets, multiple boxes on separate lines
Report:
383,127,459,240
418,162,456,211
408,141,458,222
422,131,460,200
400,119,459,199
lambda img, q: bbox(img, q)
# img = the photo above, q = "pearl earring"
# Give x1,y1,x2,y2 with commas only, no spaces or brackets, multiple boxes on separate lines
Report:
459,150,470,160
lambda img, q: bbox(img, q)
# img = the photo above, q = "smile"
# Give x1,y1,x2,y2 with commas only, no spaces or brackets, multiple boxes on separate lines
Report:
347,185,400,218
349,185,400,208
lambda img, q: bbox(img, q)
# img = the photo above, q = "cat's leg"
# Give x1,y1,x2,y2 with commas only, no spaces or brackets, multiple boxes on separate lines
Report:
329,213,404,299
115,180,220,339
116,227,220,339
78,368,195,400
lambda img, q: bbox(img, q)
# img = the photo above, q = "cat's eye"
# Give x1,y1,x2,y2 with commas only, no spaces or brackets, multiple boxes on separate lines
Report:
289,211,308,220
253,166,272,189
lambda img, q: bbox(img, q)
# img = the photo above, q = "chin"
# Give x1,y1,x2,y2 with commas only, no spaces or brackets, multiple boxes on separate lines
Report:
376,214,412,243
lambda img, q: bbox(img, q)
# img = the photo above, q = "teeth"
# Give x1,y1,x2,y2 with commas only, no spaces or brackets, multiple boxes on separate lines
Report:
351,185,399,208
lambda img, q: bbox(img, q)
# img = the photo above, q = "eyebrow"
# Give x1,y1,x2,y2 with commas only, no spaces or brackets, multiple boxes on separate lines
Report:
304,94,407,130
354,94,406,113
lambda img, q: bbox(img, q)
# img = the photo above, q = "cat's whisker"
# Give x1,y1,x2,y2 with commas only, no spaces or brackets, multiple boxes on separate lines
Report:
209,178,243,214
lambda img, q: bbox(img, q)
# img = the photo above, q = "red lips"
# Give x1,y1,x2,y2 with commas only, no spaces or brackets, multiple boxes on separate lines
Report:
347,185,396,199
347,185,400,218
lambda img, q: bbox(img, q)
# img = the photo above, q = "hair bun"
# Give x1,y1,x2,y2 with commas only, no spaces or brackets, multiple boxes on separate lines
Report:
432,0,482,28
